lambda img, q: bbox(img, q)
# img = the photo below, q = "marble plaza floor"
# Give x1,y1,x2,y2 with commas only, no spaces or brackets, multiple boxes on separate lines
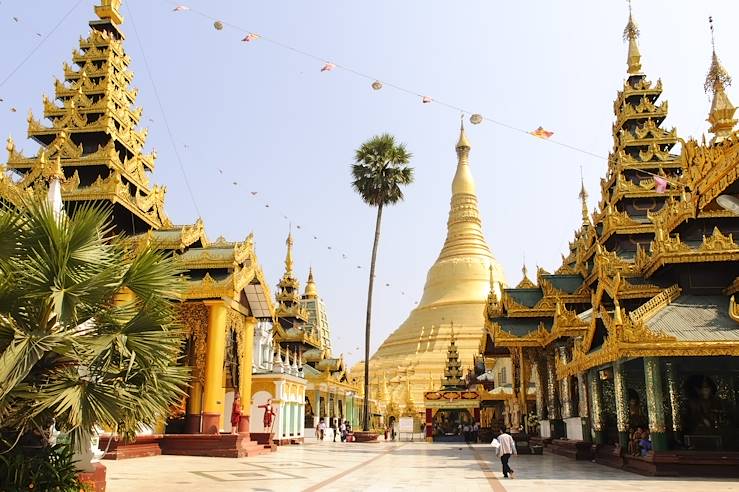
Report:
104,440,739,492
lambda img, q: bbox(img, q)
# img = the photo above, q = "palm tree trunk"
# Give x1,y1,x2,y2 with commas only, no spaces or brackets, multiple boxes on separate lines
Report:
362,203,383,431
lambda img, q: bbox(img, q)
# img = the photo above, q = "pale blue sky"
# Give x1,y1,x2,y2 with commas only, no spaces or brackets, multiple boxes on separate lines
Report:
1,1,737,365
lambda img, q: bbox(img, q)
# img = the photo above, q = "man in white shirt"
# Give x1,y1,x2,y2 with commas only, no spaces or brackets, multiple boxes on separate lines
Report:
496,428,517,479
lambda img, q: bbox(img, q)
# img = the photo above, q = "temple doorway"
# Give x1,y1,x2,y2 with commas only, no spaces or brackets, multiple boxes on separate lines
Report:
431,409,473,441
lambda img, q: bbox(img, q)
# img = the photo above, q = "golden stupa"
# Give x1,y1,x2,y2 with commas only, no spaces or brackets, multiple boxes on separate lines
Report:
365,123,506,405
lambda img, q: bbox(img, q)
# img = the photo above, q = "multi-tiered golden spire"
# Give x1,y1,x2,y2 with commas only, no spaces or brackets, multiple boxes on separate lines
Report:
579,169,590,226
3,0,168,233
364,123,506,404
705,17,736,142
437,120,491,262
275,232,307,322
623,0,642,75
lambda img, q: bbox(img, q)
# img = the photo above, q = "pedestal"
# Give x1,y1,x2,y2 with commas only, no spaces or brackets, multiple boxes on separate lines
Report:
77,462,106,492
540,419,551,439
202,412,221,434
564,416,585,441
185,414,201,434
238,415,250,433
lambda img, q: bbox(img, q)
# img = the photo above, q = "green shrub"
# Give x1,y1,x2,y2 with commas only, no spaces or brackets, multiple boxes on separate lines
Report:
0,441,84,492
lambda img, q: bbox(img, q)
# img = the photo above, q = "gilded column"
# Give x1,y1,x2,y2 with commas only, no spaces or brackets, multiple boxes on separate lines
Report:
576,372,589,417
576,371,591,442
519,349,532,414
557,345,574,419
587,369,604,444
613,361,630,448
545,349,561,421
533,354,547,421
202,301,228,434
644,357,667,451
237,316,257,433
665,361,682,437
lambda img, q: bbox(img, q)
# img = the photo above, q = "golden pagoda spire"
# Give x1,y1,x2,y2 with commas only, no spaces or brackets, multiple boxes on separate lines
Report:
623,0,642,75
304,267,318,298
436,121,491,261
705,16,736,142
284,232,294,276
579,167,590,226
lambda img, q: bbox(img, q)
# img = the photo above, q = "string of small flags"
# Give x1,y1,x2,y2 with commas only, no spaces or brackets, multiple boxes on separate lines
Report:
168,2,573,152
176,140,421,306
166,1,685,193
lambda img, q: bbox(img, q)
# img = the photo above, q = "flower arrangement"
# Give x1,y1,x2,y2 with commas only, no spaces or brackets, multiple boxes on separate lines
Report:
526,412,540,434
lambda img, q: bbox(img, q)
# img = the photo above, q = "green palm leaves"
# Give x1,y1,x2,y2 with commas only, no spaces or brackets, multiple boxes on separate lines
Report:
0,198,188,450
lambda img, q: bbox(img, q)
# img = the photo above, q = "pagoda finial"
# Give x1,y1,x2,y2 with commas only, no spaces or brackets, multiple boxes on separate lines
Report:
94,0,123,26
304,266,318,298
579,166,590,226
455,116,471,159
450,118,475,196
623,0,642,75
705,16,736,141
284,232,294,276
488,264,495,293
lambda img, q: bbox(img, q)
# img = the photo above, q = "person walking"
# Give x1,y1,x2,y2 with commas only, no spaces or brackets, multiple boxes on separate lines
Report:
317,419,326,441
496,428,517,479
339,421,347,442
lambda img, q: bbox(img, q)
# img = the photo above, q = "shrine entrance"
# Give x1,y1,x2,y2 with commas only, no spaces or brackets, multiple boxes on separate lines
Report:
431,408,474,442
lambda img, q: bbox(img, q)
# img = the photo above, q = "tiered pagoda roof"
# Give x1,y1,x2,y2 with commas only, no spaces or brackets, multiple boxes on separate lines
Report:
3,0,167,234
483,7,739,379
442,326,466,390
271,236,352,386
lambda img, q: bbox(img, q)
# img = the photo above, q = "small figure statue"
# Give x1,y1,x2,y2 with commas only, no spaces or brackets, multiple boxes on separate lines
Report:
259,398,277,431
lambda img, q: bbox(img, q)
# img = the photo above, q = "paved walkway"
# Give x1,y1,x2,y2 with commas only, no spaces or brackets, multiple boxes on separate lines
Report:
104,441,739,492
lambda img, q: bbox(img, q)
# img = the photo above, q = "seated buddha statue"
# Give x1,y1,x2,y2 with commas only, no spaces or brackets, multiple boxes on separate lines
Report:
685,376,723,434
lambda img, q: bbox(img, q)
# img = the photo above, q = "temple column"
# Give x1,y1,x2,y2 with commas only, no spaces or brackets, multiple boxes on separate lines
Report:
298,401,305,437
202,301,228,434
185,382,203,433
576,371,591,442
644,357,667,451
533,353,547,420
587,369,605,444
519,349,531,417
545,348,564,438
613,361,630,448
238,317,257,433
557,345,574,419
665,361,682,440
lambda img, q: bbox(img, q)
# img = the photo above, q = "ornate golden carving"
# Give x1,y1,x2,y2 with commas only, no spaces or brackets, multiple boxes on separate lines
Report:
178,303,208,382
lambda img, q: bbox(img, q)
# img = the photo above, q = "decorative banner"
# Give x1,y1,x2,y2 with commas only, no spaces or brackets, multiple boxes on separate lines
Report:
530,126,554,139
654,176,668,193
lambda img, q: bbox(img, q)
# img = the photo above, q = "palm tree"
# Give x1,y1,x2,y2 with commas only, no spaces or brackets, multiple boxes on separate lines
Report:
351,133,413,431
0,197,188,461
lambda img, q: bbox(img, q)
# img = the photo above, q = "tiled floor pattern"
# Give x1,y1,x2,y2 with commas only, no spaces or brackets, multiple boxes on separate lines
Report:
104,440,739,492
